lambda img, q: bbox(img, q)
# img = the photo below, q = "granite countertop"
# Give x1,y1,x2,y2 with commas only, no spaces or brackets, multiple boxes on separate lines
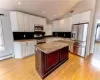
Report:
36,41,69,54
14,39,36,42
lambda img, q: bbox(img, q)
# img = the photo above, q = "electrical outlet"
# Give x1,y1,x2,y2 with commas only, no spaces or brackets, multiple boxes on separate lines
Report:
24,35,26,38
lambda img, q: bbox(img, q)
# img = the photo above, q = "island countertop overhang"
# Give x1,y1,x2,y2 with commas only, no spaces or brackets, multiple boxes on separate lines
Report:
36,41,69,54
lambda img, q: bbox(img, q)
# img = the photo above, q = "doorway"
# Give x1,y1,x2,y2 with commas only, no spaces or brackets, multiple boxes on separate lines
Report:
94,23,100,54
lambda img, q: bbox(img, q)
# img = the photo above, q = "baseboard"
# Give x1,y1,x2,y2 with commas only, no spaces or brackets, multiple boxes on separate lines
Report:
0,54,14,60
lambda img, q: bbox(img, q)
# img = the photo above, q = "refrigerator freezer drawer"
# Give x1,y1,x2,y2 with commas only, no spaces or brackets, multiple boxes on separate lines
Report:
73,45,86,57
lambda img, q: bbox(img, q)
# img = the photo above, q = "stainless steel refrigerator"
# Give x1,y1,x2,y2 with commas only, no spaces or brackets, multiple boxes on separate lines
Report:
71,23,88,57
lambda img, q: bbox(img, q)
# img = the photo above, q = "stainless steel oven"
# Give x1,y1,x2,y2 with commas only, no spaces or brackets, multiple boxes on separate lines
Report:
34,25,44,32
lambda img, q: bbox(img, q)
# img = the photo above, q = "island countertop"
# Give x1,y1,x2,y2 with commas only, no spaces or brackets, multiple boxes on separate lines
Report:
36,41,69,54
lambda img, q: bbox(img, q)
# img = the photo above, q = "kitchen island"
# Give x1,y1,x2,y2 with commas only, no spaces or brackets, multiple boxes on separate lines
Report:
35,41,69,79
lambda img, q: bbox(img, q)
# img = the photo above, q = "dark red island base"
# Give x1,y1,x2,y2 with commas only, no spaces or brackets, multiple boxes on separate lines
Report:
35,44,69,79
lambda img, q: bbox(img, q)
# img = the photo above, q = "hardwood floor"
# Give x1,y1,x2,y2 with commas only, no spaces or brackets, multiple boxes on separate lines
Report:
0,53,100,80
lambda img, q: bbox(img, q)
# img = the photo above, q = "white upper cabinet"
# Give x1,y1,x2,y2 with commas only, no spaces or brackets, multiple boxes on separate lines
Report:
10,11,24,32
29,15,35,32
10,11,46,32
52,20,59,32
34,16,46,26
23,13,30,32
65,17,72,32
45,24,52,36
72,14,81,24
72,11,91,24
56,17,72,32
80,11,91,23
16,12,25,32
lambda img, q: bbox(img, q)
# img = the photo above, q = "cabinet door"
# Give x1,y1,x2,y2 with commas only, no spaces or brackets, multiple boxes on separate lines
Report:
21,42,26,58
52,20,59,32
45,24,52,36
46,50,59,70
80,11,91,23
28,41,35,56
60,47,69,61
29,15,35,32
23,13,30,32
16,12,25,32
10,12,19,32
72,14,81,24
34,16,40,25
66,17,72,32
59,19,65,31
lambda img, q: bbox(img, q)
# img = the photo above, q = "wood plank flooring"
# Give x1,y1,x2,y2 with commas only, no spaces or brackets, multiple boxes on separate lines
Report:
0,53,100,80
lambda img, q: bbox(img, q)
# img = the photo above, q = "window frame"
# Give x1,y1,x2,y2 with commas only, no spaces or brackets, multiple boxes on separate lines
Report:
0,16,5,51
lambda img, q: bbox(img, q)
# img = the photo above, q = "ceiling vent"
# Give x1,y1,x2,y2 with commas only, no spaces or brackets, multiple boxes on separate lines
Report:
70,10,74,13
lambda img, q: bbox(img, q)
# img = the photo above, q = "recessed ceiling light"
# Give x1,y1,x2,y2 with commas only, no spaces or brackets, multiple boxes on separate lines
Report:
18,2,21,4
42,11,46,14
60,13,62,15
54,15,56,17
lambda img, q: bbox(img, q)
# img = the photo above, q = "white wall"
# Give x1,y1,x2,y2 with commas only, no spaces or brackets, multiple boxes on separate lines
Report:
0,9,14,57
90,0,100,53
62,0,96,56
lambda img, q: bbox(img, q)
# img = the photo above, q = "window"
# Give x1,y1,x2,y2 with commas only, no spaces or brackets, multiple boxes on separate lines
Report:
0,17,5,51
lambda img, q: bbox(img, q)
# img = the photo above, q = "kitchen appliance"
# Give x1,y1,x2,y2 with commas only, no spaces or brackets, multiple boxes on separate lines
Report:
34,25,45,44
34,25,44,32
71,23,88,57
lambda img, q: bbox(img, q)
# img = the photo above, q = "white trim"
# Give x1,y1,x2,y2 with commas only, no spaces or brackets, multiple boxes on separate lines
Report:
0,54,13,60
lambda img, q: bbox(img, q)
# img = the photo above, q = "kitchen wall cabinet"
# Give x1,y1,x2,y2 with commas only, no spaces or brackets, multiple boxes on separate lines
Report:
80,11,91,23
72,11,91,24
34,16,46,26
10,11,47,32
72,14,81,24
52,20,59,32
23,13,30,32
14,40,35,58
44,24,52,36
10,12,24,32
59,17,72,32
29,15,35,32
52,17,72,32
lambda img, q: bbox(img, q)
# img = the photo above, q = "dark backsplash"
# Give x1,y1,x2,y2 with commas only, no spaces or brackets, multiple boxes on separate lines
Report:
13,32,45,40
13,32,71,41
53,32,72,38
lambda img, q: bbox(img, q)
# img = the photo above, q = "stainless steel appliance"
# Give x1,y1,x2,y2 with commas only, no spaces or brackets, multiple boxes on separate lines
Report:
34,25,44,32
71,23,88,57
34,25,45,44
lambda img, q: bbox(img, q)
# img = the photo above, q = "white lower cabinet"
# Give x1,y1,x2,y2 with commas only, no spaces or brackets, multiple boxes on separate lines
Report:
14,41,35,58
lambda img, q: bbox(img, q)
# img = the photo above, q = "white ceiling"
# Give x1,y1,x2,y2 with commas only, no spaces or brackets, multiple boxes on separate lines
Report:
0,0,82,20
